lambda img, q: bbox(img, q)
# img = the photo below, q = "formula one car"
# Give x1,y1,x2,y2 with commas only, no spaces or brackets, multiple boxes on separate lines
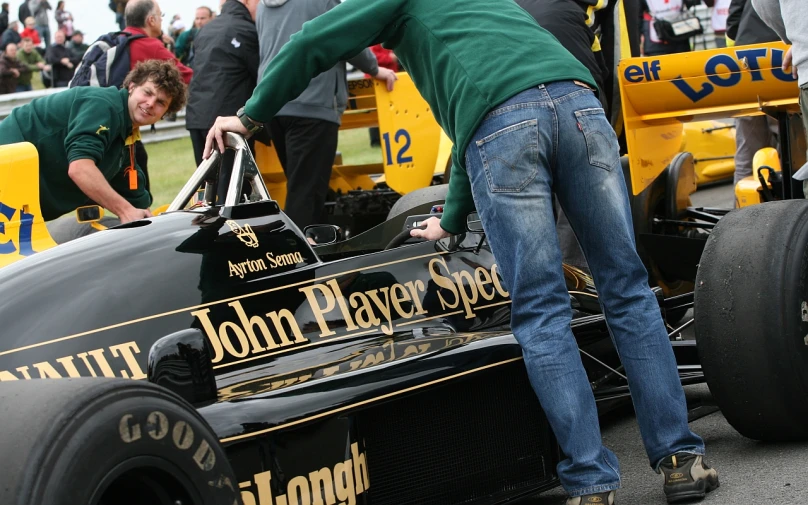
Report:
0,134,704,505
619,41,808,441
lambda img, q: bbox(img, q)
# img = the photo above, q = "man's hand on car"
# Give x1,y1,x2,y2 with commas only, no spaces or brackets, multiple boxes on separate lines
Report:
410,216,450,240
204,115,248,159
373,67,398,91
783,47,798,79
119,207,152,224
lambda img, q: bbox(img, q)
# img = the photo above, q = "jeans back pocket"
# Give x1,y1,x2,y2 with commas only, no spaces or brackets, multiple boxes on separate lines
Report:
574,108,619,171
476,119,539,193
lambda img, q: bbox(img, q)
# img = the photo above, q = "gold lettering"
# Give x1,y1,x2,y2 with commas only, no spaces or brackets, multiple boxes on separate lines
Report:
219,321,251,358
76,353,97,377
240,483,257,505
288,475,312,505
255,470,273,505
0,370,19,381
109,341,147,380
32,361,62,378
87,348,116,377
404,280,428,315
229,260,244,279
429,257,459,309
172,421,195,450
366,288,394,335
326,279,358,331
333,460,356,505
15,365,32,379
119,414,141,443
266,309,308,346
299,284,337,337
191,308,225,363
266,252,278,268
147,411,169,440
55,355,82,378
451,270,479,319
322,365,340,377
491,264,509,297
351,443,369,493
229,301,273,352
475,267,496,301
348,292,380,329
390,284,413,318
309,468,337,505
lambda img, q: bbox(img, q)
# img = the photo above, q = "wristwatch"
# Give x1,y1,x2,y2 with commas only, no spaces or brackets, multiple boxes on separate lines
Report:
236,107,263,135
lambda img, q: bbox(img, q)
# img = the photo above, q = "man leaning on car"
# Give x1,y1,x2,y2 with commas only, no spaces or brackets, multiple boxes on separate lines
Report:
0,59,186,224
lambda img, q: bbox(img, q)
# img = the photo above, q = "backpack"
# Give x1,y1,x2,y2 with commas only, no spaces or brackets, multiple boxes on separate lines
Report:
68,31,146,88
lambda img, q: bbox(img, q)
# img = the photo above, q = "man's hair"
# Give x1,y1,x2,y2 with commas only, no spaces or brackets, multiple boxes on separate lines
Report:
2,3,8,10
122,60,187,114
197,6,213,16
20,37,32,43
124,0,155,28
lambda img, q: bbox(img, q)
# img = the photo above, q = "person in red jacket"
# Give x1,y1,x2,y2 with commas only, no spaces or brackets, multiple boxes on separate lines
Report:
121,0,193,187
19,17,41,47
123,0,192,85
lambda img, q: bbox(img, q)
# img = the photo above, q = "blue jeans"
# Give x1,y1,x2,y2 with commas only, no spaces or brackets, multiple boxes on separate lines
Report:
464,81,705,496
15,84,32,92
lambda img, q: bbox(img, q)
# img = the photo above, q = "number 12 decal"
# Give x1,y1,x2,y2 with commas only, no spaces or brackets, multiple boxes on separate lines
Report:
382,129,413,165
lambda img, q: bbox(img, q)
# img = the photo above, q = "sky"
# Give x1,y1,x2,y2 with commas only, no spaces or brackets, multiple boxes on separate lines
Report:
6,0,218,43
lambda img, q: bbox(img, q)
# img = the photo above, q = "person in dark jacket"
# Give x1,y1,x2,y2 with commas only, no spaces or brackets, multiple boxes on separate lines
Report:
18,2,30,28
0,3,9,36
185,0,259,166
1,19,20,52
0,42,22,93
44,29,77,87
726,0,780,184
254,0,397,230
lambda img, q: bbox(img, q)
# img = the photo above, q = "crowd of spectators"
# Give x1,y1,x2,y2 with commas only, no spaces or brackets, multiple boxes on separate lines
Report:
0,0,86,93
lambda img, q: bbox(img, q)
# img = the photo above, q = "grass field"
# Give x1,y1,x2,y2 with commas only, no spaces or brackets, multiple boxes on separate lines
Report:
146,128,382,207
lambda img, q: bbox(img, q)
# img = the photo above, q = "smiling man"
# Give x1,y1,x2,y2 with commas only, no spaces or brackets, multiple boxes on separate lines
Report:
0,59,186,223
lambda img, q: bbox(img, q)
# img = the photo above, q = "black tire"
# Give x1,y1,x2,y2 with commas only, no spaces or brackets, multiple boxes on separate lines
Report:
387,184,449,220
0,378,239,505
695,200,808,441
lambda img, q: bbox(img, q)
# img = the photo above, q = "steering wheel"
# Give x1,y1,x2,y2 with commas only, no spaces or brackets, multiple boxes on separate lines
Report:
384,224,427,250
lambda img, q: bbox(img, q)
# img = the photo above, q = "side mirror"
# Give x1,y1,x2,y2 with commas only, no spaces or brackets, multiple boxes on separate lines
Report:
76,205,104,223
466,212,483,233
304,224,343,245
148,328,217,407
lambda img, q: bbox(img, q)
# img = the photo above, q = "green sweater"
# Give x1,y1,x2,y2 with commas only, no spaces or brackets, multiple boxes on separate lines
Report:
244,0,595,233
0,87,150,221
16,49,43,86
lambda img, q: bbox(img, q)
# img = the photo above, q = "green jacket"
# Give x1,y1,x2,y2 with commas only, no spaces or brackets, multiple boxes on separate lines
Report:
243,0,595,233
175,28,197,65
16,49,43,86
0,87,151,221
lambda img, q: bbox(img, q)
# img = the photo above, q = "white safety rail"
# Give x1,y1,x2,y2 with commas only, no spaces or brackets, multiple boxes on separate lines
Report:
0,87,189,145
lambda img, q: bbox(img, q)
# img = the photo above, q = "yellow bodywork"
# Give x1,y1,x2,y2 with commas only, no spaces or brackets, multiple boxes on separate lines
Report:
681,121,736,185
735,147,782,207
254,73,449,209
0,142,57,268
619,42,800,195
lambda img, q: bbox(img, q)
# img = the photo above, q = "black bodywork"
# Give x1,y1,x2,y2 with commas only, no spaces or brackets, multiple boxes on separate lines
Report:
0,139,701,504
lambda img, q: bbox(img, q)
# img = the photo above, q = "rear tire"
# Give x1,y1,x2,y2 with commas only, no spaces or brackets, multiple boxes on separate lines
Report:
0,378,239,505
695,200,808,441
387,184,449,220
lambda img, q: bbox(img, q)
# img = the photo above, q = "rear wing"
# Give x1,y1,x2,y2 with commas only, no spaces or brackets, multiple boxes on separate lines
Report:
619,42,800,195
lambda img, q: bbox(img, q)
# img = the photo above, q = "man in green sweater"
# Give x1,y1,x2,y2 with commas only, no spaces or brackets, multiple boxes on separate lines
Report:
15,37,46,92
0,59,186,223
204,1,719,503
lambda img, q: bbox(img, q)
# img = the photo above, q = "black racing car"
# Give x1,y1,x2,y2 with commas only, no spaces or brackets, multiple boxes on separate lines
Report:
0,134,703,505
